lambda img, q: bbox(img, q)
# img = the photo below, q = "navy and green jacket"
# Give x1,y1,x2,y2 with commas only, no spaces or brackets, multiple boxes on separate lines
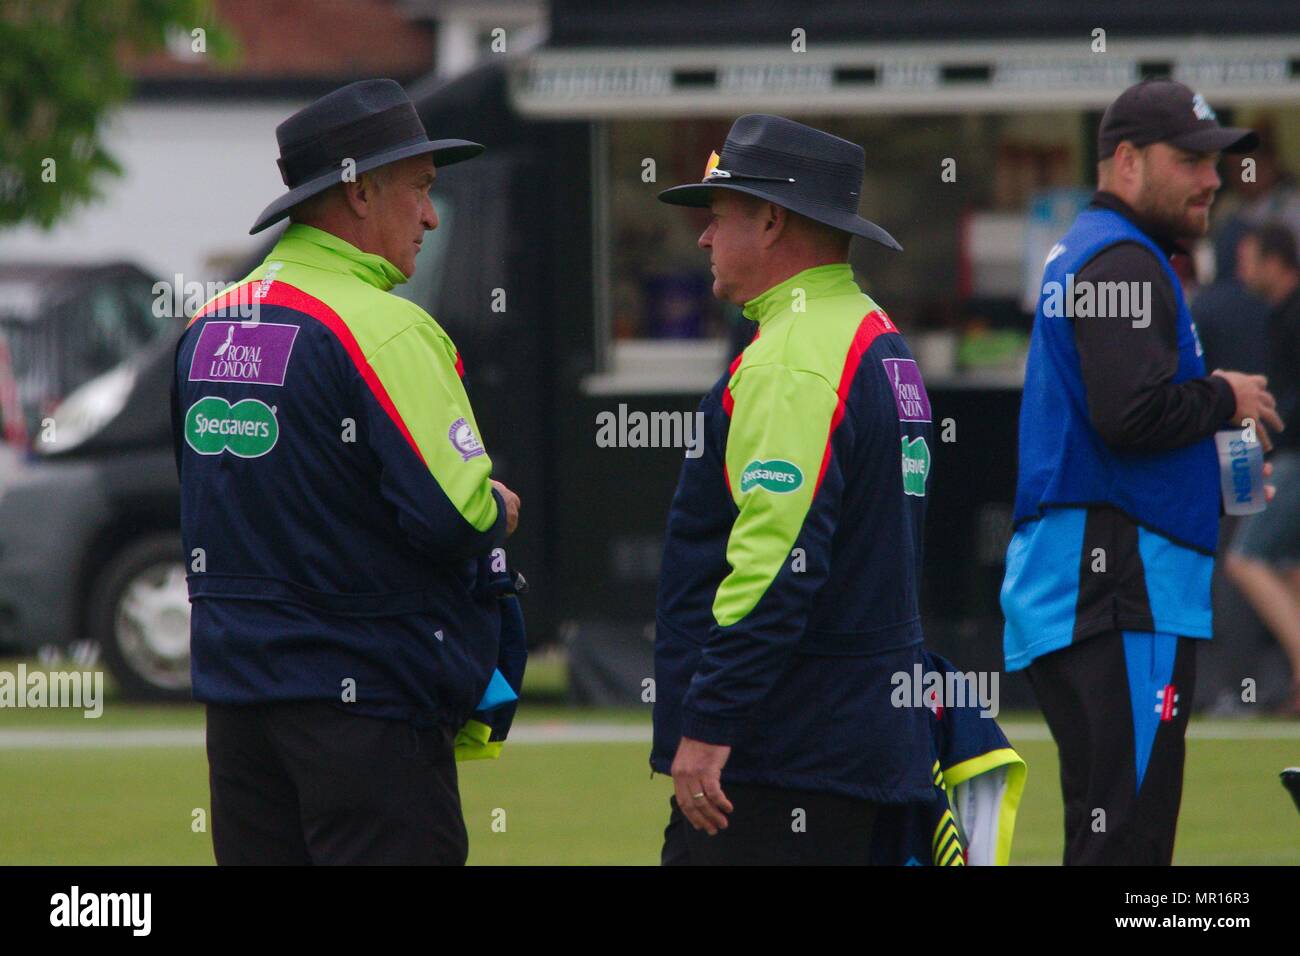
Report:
171,225,520,734
652,263,936,803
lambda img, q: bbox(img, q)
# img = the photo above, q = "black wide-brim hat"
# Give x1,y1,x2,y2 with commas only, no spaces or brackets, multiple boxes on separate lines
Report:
249,78,484,235
658,114,901,251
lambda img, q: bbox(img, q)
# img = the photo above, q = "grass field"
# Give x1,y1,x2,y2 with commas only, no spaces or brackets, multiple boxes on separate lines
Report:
2,653,1298,865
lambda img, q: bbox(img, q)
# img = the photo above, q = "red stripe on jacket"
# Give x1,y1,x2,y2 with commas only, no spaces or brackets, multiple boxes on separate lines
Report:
720,345,747,419
720,340,752,494
188,281,258,329
189,280,427,467
814,309,894,495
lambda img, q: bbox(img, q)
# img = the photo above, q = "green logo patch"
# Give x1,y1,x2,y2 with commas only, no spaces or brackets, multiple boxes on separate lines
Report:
740,459,804,494
184,396,278,458
901,435,930,496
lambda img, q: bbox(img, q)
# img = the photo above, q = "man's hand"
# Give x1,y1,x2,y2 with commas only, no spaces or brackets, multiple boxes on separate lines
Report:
1212,369,1286,452
670,737,734,835
491,480,520,536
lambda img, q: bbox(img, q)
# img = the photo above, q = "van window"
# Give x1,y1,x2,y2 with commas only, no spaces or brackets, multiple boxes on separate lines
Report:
74,282,156,381
594,112,1087,393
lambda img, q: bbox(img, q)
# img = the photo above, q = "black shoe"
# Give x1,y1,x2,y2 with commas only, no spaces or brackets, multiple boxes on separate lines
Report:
1282,768,1300,815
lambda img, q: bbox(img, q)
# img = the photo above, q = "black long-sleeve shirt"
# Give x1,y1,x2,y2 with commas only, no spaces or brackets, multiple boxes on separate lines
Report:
1073,191,1237,451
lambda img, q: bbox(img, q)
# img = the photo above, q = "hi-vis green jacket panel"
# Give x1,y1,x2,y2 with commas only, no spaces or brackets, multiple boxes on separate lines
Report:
210,224,500,536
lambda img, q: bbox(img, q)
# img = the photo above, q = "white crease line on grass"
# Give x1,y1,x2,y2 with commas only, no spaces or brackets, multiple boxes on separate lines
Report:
0,728,205,749
1002,722,1300,741
0,720,1296,750
0,723,649,750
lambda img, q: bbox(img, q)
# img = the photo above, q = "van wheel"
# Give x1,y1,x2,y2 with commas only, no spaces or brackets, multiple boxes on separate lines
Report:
90,532,192,701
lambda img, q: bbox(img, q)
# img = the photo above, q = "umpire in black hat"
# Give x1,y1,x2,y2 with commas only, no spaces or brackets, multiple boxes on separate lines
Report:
182,78,524,866
651,114,939,864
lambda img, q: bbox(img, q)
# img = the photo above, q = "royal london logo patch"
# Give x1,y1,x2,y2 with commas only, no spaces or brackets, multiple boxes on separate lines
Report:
184,397,279,458
883,358,932,423
188,321,299,386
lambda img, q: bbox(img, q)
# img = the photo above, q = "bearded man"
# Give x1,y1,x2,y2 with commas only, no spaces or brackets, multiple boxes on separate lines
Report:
1001,79,1281,864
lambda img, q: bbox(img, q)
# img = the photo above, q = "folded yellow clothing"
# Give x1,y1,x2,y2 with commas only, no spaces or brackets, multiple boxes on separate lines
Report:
454,718,504,762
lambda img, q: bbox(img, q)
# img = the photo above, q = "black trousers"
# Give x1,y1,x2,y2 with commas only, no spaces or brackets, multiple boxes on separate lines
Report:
1027,630,1198,866
661,781,879,865
205,701,467,865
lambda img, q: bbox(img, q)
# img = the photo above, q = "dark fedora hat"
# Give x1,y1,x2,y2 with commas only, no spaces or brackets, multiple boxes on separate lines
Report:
249,78,484,235
658,114,901,251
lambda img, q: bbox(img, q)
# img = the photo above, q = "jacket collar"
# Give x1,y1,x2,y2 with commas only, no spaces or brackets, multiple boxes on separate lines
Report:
1090,191,1186,258
742,263,859,326
267,224,407,291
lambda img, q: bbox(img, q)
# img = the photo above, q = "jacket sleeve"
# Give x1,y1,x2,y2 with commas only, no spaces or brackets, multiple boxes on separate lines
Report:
679,363,850,746
356,321,505,561
1073,242,1236,451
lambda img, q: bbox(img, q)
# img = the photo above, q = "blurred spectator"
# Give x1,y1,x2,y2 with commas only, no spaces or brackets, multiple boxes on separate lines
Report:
1225,222,1300,715
1221,122,1300,242
1193,217,1269,374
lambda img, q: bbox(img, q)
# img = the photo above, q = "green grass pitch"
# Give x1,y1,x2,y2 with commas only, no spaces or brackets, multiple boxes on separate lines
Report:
1,706,1297,864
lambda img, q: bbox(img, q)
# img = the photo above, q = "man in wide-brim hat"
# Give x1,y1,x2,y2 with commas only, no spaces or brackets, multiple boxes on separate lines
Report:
651,114,939,864
172,78,524,865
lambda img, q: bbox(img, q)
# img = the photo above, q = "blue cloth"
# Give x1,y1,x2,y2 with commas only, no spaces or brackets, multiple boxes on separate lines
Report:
1013,208,1220,554
1001,509,1087,671
1001,510,1213,671
1122,631,1179,791
476,669,518,712
469,593,526,741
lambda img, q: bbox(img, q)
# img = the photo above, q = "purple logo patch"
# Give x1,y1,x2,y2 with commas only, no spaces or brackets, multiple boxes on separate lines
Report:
448,417,485,461
188,322,299,386
882,358,931,423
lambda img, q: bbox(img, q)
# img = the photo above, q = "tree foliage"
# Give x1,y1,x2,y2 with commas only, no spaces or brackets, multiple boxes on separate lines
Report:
0,0,237,228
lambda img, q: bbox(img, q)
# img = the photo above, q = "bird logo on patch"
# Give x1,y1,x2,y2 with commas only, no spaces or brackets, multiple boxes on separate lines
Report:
213,326,234,357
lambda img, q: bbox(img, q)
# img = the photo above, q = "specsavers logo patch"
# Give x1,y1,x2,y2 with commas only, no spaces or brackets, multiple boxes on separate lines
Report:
184,396,278,457
901,435,930,497
740,459,803,494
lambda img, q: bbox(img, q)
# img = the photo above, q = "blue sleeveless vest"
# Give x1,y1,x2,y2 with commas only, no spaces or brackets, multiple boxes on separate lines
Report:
1013,208,1220,553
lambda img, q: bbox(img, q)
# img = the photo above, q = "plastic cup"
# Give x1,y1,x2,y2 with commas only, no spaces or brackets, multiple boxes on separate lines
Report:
1215,427,1266,516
